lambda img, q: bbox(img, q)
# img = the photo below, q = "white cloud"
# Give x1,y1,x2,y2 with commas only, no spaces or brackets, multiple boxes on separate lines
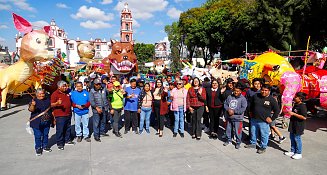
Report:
0,4,11,10
167,7,182,19
80,20,112,29
114,0,169,20
0,25,8,29
56,3,69,9
11,0,36,12
133,19,140,28
154,21,163,26
0,36,5,42
174,0,192,3
71,6,114,21
113,33,120,38
100,0,113,5
31,21,50,28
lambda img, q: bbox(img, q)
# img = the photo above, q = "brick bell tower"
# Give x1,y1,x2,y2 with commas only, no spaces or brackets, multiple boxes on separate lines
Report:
120,3,133,42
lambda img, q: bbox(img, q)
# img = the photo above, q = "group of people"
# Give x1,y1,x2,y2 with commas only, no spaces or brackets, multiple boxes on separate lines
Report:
28,72,307,160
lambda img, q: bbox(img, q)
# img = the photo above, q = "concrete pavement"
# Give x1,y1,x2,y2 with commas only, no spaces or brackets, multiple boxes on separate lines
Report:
0,102,326,175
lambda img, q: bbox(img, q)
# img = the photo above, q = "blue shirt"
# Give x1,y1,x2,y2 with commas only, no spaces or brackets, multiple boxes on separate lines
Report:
124,86,141,111
71,89,90,115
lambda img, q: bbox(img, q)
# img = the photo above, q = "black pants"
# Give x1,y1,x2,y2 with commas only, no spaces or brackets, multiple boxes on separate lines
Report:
113,108,122,133
56,116,71,146
154,100,164,130
124,110,138,131
209,107,222,134
191,106,204,137
168,110,175,128
203,111,209,128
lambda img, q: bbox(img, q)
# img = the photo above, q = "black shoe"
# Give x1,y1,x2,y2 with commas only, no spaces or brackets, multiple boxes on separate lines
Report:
244,144,256,149
192,135,196,139
36,148,42,156
124,130,128,134
43,147,52,152
180,133,184,138
223,142,230,146
115,132,123,138
173,133,177,137
84,137,91,142
58,146,64,150
94,137,101,142
134,130,139,134
257,148,266,154
196,137,201,140
101,133,110,137
77,136,82,143
65,141,75,145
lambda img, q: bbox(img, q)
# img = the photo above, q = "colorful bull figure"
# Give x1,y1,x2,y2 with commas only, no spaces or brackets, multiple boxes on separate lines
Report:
102,40,138,75
0,13,54,110
223,52,302,118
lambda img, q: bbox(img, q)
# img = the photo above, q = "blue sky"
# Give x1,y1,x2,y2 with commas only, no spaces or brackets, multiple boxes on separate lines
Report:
0,0,206,51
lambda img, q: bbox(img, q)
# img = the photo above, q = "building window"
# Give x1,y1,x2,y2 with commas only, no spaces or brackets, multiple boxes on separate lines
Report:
48,37,55,48
96,45,100,50
58,31,62,37
126,35,130,42
68,43,74,50
125,15,128,18
126,23,129,30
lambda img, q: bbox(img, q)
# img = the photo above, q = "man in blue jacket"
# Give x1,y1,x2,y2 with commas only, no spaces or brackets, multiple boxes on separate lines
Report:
71,82,91,142
223,82,247,149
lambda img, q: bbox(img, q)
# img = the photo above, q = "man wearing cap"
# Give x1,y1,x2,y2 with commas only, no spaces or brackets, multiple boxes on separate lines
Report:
108,81,124,138
89,79,111,142
182,76,191,90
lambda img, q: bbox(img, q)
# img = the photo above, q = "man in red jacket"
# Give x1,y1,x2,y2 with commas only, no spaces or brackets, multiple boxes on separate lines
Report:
51,81,74,150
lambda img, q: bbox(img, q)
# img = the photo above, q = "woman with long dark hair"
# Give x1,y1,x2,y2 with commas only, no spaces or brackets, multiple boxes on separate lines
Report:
137,83,153,134
152,79,168,137
186,77,207,140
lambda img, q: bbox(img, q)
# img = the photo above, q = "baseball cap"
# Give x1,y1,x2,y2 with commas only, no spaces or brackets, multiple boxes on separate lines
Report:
182,76,188,82
93,79,101,84
113,81,121,87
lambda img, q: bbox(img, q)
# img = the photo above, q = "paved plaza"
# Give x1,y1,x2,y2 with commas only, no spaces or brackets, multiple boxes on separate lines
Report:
0,99,326,175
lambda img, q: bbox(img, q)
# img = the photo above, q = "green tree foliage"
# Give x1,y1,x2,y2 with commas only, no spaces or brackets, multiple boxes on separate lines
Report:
134,43,154,67
168,0,327,62
165,22,183,72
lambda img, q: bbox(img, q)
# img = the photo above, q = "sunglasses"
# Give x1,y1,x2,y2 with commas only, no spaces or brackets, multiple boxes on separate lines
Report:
177,83,183,85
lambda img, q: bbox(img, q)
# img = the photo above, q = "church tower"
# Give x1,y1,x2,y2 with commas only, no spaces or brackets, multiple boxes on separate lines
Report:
120,3,133,42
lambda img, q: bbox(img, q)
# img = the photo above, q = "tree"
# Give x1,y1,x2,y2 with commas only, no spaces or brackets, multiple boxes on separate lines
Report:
165,22,183,72
134,43,154,65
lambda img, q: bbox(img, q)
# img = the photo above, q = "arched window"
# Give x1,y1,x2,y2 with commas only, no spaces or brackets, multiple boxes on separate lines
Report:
126,23,129,30
126,35,130,41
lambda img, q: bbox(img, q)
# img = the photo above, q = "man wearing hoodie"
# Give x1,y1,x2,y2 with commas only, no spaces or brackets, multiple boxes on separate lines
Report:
223,82,247,149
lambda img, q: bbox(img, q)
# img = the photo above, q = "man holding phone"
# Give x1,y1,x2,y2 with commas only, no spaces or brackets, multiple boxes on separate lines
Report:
71,82,91,142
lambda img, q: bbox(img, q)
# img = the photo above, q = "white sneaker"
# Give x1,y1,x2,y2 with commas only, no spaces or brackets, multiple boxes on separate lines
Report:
292,154,302,160
284,152,294,157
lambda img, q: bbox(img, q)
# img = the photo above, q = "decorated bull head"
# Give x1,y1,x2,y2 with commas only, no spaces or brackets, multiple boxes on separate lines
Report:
102,40,138,74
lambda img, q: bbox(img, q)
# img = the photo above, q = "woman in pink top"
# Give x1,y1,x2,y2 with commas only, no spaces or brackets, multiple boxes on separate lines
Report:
170,80,187,137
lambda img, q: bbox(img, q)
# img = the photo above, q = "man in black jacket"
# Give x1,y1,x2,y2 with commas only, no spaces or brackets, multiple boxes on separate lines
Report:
245,84,280,154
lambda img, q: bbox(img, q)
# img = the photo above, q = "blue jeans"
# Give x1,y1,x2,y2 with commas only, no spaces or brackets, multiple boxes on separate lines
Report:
290,133,302,154
56,116,72,146
174,106,184,134
250,118,269,149
140,107,152,132
93,110,107,138
74,113,89,138
32,121,50,149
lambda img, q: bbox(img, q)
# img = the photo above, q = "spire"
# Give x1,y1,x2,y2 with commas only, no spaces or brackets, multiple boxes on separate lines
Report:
124,2,128,9
50,19,56,26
